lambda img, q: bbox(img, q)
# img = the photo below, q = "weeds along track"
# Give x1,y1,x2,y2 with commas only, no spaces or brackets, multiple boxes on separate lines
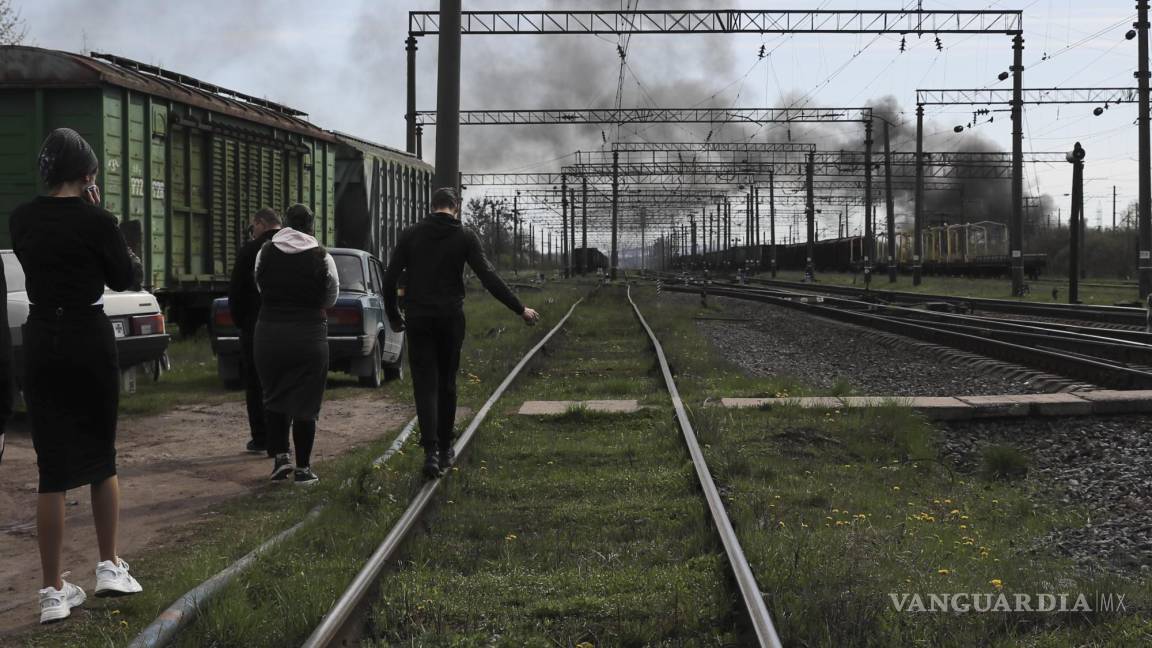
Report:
304,286,781,647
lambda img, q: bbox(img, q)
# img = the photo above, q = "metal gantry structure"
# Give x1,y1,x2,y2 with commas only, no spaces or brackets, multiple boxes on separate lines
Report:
411,5,1024,291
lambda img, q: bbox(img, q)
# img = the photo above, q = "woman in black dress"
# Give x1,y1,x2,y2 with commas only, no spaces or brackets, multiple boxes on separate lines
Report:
11,128,143,624
254,204,339,485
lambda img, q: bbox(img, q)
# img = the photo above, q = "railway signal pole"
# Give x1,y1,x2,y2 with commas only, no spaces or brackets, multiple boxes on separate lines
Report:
1068,142,1086,304
611,150,619,280
769,170,778,277
1011,34,1025,297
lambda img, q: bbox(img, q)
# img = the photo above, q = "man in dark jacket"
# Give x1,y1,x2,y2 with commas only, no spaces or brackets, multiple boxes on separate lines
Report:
227,208,281,455
383,188,539,478
0,256,10,465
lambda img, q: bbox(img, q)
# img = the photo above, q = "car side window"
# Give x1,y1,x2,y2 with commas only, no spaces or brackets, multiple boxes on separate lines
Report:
370,260,384,297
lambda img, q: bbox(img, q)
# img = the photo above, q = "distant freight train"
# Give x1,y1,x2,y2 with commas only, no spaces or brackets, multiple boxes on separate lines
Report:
0,46,434,332
682,235,1046,279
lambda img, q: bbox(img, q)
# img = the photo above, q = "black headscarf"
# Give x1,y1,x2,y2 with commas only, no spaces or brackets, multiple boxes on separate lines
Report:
38,127,99,188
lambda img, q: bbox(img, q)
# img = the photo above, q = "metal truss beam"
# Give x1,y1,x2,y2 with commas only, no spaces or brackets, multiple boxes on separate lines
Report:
917,86,1138,106
409,10,1022,36
605,142,817,153
414,107,871,126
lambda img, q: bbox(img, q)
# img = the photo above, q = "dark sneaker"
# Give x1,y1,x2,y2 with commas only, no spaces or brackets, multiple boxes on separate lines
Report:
422,452,441,480
293,467,319,486
245,440,267,455
270,454,293,482
438,447,455,471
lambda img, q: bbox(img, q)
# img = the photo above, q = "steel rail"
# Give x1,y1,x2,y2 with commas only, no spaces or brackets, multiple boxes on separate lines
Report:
127,416,420,648
747,278,1146,325
626,285,783,648
302,298,584,648
667,283,1152,389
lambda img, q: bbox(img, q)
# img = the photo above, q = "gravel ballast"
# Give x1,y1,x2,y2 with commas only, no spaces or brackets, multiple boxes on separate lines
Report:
939,416,1152,577
684,294,1053,396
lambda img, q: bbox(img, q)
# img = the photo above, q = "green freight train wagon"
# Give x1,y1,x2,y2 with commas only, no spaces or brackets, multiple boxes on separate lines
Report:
332,132,433,264
0,47,337,332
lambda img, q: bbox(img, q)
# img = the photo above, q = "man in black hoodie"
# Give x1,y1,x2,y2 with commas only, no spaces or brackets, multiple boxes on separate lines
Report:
227,208,282,455
384,188,539,478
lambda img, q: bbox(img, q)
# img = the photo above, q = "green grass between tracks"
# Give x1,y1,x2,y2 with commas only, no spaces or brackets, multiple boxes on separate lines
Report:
13,282,582,648
767,271,1140,306
365,286,743,646
632,285,1150,648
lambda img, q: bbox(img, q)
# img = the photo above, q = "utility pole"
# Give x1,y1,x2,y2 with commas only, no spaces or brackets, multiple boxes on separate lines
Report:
1140,0,1152,298
1010,33,1026,297
569,187,576,277
913,104,924,285
432,0,461,190
581,178,588,275
805,151,816,278
561,177,568,278
769,170,777,277
611,150,619,280
864,119,874,277
884,120,897,282
1068,142,1085,304
512,192,519,274
1113,185,1117,230
405,35,418,154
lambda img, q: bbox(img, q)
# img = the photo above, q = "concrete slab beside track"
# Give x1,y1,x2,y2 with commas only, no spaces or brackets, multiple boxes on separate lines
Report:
517,399,642,414
720,390,1152,419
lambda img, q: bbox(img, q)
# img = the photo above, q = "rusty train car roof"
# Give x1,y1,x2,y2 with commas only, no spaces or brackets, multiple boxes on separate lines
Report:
0,46,337,143
331,130,434,172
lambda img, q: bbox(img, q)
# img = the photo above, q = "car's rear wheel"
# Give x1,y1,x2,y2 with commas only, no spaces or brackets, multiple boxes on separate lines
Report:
384,342,404,382
358,342,382,388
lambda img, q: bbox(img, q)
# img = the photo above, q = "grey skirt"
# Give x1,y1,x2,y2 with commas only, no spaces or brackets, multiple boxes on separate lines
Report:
253,319,328,421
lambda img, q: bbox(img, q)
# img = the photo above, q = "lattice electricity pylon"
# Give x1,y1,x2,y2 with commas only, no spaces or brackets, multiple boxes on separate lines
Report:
914,85,1142,290
408,9,1022,36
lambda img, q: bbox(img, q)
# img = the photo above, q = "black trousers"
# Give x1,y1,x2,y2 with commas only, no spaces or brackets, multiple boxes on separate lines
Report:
239,328,266,445
406,310,466,452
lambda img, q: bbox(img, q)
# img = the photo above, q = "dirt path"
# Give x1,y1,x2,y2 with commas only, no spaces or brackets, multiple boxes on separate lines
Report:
0,394,416,636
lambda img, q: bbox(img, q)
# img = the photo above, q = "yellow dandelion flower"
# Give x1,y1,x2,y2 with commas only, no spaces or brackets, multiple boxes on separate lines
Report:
111,610,121,616
800,522,809,528
832,508,841,513
505,533,517,541
960,515,969,520
778,520,786,528
835,520,846,526
944,499,952,505
892,486,901,491
949,509,960,515
990,579,1003,590
937,569,950,576
576,643,595,648
959,525,967,530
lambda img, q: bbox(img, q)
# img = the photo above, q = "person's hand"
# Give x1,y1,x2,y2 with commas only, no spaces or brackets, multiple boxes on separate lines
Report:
521,307,540,325
390,317,406,333
82,184,102,205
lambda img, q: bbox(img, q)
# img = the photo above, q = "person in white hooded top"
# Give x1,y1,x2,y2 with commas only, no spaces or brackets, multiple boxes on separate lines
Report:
253,204,338,485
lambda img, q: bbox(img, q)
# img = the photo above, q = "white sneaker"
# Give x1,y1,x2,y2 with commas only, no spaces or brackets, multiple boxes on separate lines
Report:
95,558,143,597
39,575,86,624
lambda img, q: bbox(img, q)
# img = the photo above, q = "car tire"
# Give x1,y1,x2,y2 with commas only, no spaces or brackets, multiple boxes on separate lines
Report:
358,341,382,388
384,342,404,382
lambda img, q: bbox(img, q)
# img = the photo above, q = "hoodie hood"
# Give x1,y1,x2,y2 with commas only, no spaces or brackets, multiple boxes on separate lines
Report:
270,227,320,254
425,211,462,239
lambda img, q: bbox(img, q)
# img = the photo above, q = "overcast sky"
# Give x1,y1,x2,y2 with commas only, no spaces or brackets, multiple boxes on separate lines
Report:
13,0,1144,237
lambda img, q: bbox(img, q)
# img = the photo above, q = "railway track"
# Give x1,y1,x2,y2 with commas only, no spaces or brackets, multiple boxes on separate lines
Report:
302,286,782,647
660,280,1152,390
745,277,1146,326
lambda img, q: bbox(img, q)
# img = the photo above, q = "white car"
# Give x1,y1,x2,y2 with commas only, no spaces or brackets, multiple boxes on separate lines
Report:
3,250,171,393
